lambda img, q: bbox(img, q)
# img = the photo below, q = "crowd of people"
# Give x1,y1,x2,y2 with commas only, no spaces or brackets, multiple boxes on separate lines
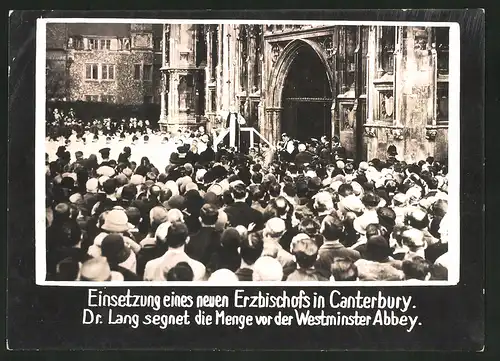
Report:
45,110,451,283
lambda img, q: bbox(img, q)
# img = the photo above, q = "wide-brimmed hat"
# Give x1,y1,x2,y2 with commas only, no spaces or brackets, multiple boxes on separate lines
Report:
130,174,144,186
339,194,364,214
101,209,133,233
207,183,223,196
78,257,124,282
96,166,115,177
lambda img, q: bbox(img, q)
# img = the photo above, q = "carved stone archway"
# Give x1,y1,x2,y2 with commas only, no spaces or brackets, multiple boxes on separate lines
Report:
264,38,336,145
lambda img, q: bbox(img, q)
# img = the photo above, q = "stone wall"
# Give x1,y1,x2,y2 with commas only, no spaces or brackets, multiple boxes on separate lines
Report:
68,50,155,105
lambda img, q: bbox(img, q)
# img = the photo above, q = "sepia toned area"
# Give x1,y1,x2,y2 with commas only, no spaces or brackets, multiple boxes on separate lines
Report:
46,23,449,162
43,22,451,284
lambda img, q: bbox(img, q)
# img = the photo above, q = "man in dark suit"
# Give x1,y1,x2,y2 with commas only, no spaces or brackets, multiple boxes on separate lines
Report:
185,203,222,266
315,214,361,278
224,181,263,228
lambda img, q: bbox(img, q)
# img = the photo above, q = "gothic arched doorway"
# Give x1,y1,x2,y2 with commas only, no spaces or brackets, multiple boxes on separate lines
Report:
281,44,333,141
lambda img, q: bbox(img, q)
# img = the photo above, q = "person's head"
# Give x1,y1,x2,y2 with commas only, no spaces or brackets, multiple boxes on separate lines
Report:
290,234,318,269
149,206,169,232
221,228,241,251
102,178,117,195
208,269,239,283
338,183,354,198
100,234,131,266
365,235,391,262
313,192,334,213
167,208,184,223
321,214,344,241
240,232,264,266
263,218,286,242
406,209,430,230
268,182,281,198
56,221,82,248
199,203,219,226
401,228,426,252
402,256,432,281
230,181,247,201
330,258,359,281
377,207,396,234
252,256,283,281
165,261,194,281
361,192,381,210
77,257,123,282
298,218,320,239
298,144,306,152
166,221,189,249
55,258,80,281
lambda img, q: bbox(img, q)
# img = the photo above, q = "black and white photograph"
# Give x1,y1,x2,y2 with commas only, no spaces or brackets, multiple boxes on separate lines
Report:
38,19,459,285
7,10,485,351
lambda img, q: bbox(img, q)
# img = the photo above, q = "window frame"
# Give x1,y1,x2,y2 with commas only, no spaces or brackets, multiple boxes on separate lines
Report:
85,63,99,80
143,64,153,81
101,64,115,81
134,64,142,80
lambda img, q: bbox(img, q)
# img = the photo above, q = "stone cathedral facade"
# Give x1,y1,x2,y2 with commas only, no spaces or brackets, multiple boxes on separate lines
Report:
159,24,450,162
46,23,450,162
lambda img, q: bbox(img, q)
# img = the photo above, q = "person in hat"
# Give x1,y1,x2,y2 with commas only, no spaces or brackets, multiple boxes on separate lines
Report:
262,218,295,271
78,257,124,282
99,148,111,167
294,144,313,167
252,256,284,282
286,234,328,282
100,234,139,280
386,144,399,166
353,192,381,236
88,209,141,258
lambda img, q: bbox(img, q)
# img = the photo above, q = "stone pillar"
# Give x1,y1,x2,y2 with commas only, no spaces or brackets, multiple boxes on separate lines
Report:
159,24,169,128
165,24,202,132
217,25,223,112
265,107,282,146
399,26,434,163
230,26,238,110
330,100,336,139
248,26,256,93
